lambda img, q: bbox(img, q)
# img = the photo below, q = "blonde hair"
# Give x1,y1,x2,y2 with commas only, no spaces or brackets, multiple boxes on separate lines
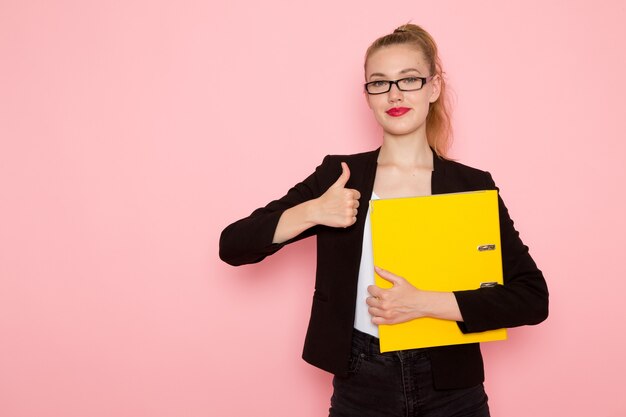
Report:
365,24,453,157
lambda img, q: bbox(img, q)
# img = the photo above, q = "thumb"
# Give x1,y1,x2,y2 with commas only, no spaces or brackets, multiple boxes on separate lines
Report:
330,162,350,189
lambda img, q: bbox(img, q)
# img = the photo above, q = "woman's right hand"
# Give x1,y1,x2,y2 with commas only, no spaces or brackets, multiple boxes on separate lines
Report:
272,162,361,244
312,162,361,228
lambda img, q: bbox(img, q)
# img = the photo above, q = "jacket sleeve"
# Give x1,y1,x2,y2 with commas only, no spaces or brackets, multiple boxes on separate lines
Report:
219,155,336,266
453,173,549,332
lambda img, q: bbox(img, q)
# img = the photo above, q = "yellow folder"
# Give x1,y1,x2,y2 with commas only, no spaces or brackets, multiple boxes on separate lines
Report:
370,190,507,352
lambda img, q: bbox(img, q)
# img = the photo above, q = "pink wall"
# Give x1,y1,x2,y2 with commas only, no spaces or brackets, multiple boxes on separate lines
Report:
2,1,625,416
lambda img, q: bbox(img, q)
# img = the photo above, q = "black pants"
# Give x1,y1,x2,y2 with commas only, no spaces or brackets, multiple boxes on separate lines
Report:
329,329,490,417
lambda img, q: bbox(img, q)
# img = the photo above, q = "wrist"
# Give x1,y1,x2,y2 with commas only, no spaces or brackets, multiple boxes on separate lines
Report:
412,289,430,319
419,291,463,322
303,198,322,226
420,290,439,317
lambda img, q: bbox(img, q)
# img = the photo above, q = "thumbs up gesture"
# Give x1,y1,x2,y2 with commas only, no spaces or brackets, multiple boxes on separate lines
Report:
313,162,361,228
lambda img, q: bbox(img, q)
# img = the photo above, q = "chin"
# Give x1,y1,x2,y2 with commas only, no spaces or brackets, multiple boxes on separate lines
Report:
385,131,419,138
381,124,422,137
376,116,426,137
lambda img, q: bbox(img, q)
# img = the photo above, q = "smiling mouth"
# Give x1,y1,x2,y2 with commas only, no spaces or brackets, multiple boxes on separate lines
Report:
386,107,410,117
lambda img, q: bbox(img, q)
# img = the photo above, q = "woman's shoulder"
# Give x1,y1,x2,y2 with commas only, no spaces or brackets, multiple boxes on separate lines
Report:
314,148,379,174
435,155,495,189
438,156,489,175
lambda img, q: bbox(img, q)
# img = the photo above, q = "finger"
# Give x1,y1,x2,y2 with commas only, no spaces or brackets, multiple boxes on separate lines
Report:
374,266,402,286
346,198,359,211
372,316,391,325
343,216,357,228
331,162,350,189
368,307,384,317
366,296,379,307
367,284,384,298
352,189,361,200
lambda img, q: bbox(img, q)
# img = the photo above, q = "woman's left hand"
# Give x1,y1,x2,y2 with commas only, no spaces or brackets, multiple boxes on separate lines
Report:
367,266,463,324
366,266,424,325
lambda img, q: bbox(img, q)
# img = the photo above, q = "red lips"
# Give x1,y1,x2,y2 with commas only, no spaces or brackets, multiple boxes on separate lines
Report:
385,107,411,117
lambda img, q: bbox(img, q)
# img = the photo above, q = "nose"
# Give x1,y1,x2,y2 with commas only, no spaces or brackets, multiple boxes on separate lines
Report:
387,82,403,102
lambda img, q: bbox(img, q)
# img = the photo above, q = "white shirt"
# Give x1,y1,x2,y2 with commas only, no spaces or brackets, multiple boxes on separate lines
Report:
353,191,380,337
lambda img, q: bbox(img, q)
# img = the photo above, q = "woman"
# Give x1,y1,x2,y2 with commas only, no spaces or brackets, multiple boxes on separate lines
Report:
220,24,548,417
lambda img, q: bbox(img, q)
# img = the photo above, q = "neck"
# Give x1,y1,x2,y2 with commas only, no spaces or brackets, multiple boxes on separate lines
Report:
378,132,433,169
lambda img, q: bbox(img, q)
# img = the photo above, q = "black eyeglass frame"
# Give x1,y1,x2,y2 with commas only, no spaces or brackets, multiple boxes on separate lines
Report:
364,75,435,95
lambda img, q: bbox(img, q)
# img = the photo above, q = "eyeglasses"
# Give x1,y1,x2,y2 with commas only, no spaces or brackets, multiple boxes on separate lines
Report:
364,76,434,95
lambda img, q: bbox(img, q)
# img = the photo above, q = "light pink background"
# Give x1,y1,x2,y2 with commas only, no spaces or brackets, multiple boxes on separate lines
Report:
2,1,625,416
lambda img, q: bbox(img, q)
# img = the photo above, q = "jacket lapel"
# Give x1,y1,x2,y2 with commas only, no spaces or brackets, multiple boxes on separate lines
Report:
432,153,451,195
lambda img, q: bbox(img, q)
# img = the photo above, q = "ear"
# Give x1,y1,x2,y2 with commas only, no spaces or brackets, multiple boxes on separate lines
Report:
429,74,442,103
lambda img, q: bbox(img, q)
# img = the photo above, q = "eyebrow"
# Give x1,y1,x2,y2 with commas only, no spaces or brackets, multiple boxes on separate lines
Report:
368,68,423,80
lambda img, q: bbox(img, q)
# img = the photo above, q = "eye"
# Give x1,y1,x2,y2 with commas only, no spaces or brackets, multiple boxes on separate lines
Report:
402,77,420,84
371,80,389,88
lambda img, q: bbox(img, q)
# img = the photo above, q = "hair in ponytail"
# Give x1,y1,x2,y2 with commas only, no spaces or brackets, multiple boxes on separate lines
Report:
365,24,453,157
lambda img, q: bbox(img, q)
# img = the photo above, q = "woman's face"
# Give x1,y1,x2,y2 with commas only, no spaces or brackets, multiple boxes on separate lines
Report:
364,44,441,138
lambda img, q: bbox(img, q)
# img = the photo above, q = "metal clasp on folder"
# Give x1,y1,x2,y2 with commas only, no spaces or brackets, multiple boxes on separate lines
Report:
477,244,496,252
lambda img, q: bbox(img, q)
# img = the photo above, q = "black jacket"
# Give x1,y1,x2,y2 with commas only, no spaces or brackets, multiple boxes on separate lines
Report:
219,148,549,389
